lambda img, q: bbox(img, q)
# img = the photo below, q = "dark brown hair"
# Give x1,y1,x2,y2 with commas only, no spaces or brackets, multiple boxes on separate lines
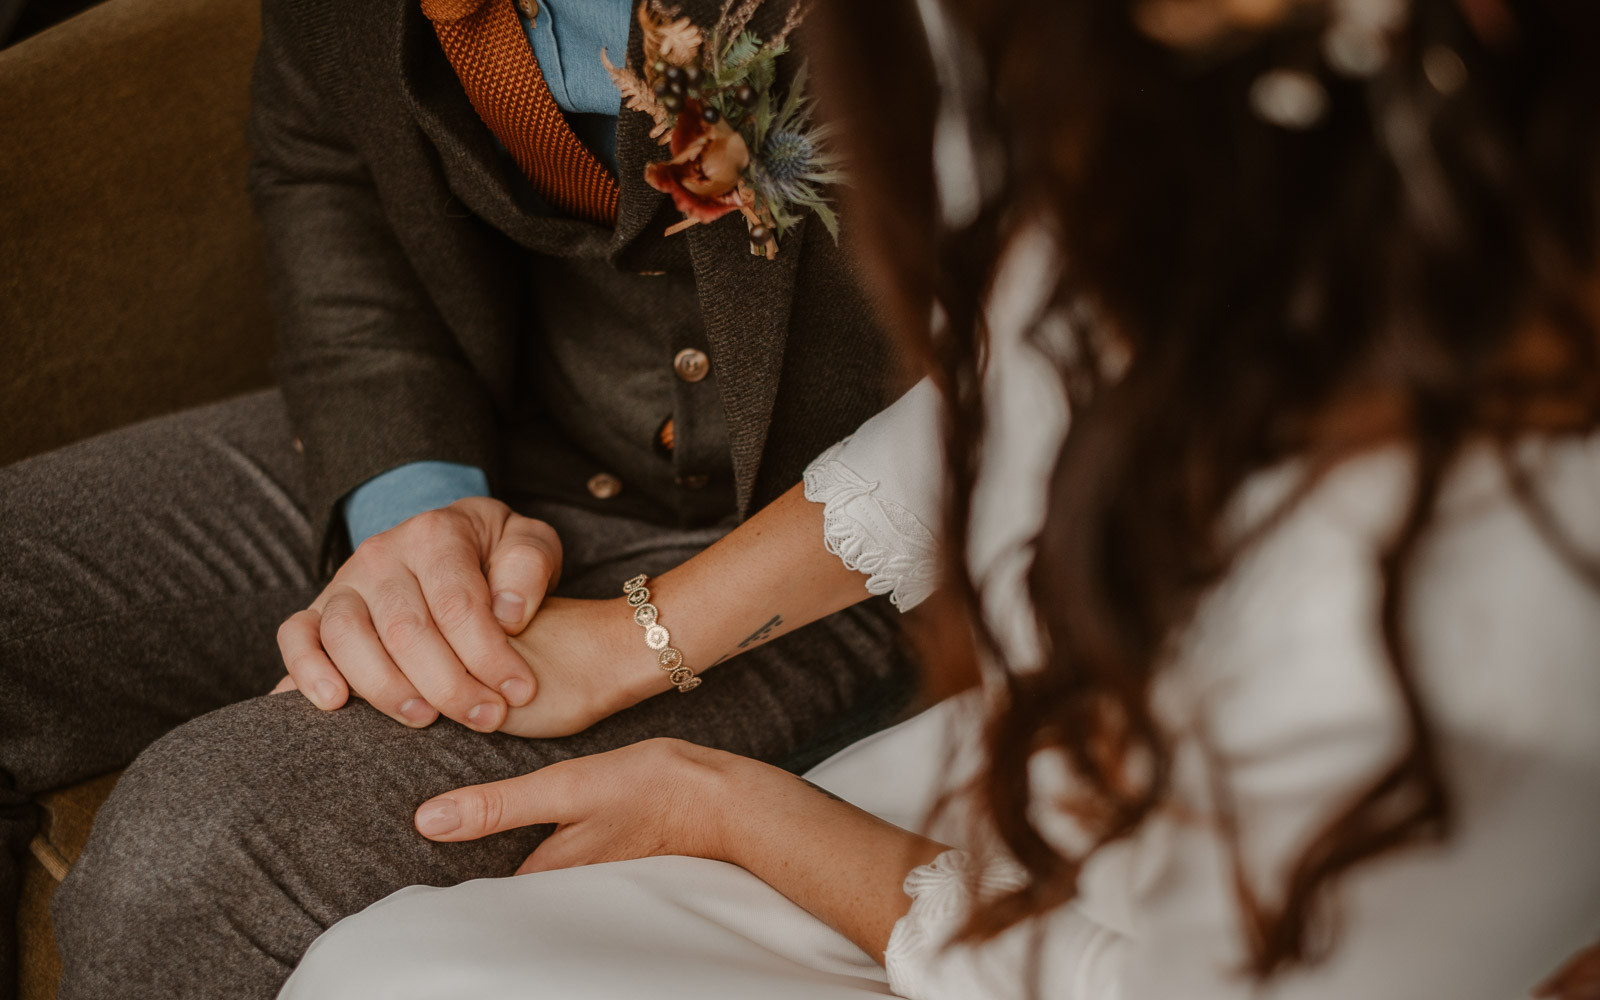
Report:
812,0,1600,977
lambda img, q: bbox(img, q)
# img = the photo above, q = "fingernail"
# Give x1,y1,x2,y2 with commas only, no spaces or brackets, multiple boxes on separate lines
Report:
312,681,341,710
500,678,532,706
492,592,525,624
416,799,461,837
399,698,436,726
467,702,501,729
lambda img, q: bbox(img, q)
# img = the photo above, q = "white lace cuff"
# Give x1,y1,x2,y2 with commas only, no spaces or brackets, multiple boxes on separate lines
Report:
803,440,940,611
884,849,1031,1000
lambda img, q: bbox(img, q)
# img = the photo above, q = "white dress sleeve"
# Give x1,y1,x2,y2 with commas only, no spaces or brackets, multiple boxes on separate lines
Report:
803,379,944,611
884,850,1127,1000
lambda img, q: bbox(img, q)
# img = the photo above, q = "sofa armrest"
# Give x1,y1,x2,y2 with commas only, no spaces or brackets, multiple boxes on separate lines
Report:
0,0,272,468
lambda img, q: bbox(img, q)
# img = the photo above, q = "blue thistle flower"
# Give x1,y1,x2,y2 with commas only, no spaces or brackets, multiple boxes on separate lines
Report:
759,129,816,199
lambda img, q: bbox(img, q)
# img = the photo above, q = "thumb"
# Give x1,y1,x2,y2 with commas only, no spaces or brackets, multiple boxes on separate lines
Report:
486,515,562,633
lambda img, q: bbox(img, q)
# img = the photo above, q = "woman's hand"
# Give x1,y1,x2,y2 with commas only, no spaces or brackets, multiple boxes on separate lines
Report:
414,737,951,962
496,597,668,739
414,738,740,873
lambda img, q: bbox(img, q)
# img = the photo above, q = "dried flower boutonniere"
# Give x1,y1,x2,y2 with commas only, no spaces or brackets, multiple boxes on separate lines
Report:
602,0,843,259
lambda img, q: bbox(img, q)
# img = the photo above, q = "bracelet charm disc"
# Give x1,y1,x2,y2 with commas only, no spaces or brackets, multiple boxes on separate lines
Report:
622,575,701,693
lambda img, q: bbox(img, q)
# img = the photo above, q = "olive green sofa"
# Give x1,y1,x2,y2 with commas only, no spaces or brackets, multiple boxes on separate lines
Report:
0,0,271,993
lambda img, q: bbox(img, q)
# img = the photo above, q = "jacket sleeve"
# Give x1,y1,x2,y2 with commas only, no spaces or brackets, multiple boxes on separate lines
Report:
246,0,501,567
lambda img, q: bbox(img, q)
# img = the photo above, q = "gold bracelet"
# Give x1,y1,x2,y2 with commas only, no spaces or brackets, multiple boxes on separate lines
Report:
622,574,702,693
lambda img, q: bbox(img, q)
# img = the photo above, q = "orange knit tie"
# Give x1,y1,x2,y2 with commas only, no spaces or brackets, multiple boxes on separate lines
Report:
422,0,619,226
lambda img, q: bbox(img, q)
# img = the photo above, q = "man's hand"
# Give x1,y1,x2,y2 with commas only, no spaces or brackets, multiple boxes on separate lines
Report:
274,497,562,732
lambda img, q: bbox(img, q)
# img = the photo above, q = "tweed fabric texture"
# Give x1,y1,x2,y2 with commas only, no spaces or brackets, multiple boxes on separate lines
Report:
6,0,914,996
0,392,915,1000
424,0,618,225
248,0,909,560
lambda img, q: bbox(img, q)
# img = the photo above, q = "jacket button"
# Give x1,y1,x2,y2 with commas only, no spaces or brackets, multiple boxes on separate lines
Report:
673,348,710,383
587,473,622,499
676,473,709,490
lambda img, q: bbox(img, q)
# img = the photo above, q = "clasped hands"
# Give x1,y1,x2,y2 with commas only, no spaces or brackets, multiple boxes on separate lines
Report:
273,497,748,871
274,496,657,739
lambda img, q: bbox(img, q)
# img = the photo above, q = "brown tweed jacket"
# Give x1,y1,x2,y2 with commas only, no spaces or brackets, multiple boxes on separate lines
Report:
246,0,909,566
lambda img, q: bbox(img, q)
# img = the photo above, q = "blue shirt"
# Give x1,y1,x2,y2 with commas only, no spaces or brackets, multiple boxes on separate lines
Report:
344,0,630,548
519,0,630,175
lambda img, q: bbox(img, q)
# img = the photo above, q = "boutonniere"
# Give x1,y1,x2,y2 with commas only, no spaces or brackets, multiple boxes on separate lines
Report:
603,0,844,259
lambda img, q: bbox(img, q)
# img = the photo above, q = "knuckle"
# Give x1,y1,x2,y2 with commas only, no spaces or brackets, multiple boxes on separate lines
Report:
285,650,329,679
510,521,562,561
317,599,363,637
451,496,495,516
412,507,466,541
435,680,480,711
495,546,554,592
521,545,554,579
641,737,683,756
370,576,416,617
538,523,564,550
380,610,432,653
275,613,307,645
411,507,449,530
352,531,392,562
466,789,504,835
429,588,482,635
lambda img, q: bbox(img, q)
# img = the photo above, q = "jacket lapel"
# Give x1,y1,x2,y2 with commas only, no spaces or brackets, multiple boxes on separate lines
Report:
658,0,814,512
607,4,668,254
608,93,668,253
686,213,806,515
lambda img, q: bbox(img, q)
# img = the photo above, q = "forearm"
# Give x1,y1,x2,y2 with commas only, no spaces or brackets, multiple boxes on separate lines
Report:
500,480,897,737
712,757,950,963
635,481,877,671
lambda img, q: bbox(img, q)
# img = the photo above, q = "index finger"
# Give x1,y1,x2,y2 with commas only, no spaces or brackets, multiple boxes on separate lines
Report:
414,758,586,842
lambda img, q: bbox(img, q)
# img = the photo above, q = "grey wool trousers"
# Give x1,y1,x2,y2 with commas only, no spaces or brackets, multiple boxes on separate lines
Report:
0,391,915,1000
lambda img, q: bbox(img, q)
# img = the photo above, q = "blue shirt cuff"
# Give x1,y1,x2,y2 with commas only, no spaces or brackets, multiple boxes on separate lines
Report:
343,461,491,549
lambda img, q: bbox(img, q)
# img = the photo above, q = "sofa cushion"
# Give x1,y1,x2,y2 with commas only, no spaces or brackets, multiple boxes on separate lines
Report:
0,0,272,470
18,774,121,1000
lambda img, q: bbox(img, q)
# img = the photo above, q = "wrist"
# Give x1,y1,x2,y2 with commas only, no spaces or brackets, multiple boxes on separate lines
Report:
617,573,742,695
628,570,744,675
606,594,682,704
697,754,786,867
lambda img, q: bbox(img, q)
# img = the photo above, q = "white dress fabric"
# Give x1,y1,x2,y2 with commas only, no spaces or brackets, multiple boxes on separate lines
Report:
282,276,1600,998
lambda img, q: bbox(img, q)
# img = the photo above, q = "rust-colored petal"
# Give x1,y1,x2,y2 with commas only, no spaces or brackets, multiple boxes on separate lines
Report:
649,100,752,224
681,126,750,198
645,161,745,223
667,101,713,156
